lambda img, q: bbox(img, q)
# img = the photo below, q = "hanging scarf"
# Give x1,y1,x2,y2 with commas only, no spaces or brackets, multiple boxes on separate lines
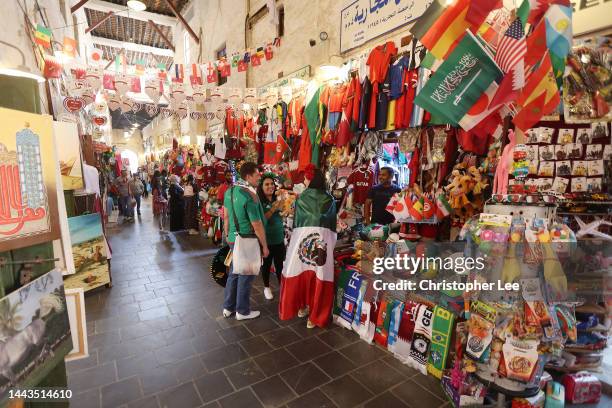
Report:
235,179,257,196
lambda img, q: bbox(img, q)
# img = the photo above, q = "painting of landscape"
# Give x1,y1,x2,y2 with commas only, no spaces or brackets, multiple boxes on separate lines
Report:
0,269,72,401
63,214,110,292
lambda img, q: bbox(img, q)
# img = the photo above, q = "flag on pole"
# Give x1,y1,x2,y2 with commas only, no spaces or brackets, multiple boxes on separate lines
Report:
280,189,337,328
513,52,560,131
466,0,503,26
275,134,290,162
416,0,489,60
414,31,503,125
410,0,445,41
35,24,52,49
495,18,526,73
525,19,547,70
517,0,571,27
263,140,277,164
544,4,572,87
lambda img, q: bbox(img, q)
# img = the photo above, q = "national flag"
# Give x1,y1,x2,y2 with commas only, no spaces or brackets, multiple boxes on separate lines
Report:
274,134,289,162
478,23,498,51
43,55,62,78
273,37,281,47
279,189,337,328
495,18,526,73
409,196,424,220
157,62,167,80
173,63,184,83
544,4,572,87
35,24,52,49
265,44,274,60
63,37,77,58
422,195,436,219
513,52,560,130
231,54,240,67
134,59,146,76
391,193,411,220
414,31,503,125
251,53,262,67
517,0,571,27
489,66,523,108
256,47,265,58
410,0,445,41
90,48,103,63
130,76,141,93
206,63,217,83
416,0,489,60
263,140,277,164
466,0,503,26
218,59,231,77
436,193,452,218
525,19,547,69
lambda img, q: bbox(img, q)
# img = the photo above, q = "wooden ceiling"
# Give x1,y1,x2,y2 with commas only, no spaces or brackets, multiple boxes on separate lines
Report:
104,0,190,16
84,0,189,67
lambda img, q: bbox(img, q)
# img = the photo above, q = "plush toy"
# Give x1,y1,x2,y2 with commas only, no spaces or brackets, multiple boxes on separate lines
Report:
445,168,471,211
275,189,296,217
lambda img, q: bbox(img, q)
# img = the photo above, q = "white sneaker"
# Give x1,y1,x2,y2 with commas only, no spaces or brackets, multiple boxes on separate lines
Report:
297,307,309,318
236,311,260,320
264,287,273,300
222,309,234,318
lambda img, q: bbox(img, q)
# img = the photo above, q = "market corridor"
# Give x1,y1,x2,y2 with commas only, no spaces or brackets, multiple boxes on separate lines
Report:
65,199,450,408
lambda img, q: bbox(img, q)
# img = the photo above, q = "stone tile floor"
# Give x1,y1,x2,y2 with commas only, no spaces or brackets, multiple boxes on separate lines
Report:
67,198,612,408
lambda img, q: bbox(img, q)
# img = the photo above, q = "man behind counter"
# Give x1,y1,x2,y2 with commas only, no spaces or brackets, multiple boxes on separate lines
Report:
364,167,401,225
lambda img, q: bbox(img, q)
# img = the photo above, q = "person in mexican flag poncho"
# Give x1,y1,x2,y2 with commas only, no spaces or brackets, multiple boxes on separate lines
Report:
279,164,337,329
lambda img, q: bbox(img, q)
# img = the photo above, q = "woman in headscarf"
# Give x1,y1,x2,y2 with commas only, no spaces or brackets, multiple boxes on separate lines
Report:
168,175,185,231
183,174,199,235
279,165,337,329
256,173,286,300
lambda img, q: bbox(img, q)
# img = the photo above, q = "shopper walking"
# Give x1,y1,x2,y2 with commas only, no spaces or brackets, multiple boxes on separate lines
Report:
279,165,337,329
222,162,268,320
256,174,286,300
184,174,199,235
364,167,401,225
114,170,134,222
168,175,185,231
152,174,168,232
129,175,145,216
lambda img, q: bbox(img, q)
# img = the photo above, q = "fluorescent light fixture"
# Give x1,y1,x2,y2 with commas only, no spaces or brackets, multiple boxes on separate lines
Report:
127,0,147,12
0,67,46,82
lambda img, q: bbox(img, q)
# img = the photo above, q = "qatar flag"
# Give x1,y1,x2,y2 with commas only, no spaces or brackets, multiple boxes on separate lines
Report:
279,189,337,328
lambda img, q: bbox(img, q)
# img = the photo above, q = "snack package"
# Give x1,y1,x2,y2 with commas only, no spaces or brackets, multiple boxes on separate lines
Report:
466,301,497,361
502,337,540,382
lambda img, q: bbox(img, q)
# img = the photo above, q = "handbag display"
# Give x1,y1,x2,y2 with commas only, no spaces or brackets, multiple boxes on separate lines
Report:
230,188,262,275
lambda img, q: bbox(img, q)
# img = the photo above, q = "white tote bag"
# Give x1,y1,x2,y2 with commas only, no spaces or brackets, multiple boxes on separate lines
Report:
230,188,261,275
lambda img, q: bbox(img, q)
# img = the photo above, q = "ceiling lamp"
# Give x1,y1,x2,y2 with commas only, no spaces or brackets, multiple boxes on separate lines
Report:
127,0,147,12
0,40,45,82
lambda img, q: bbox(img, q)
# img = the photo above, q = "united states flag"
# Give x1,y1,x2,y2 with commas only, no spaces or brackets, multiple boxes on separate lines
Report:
495,18,526,73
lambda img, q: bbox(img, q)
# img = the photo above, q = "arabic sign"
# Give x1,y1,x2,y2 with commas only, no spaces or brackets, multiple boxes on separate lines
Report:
260,66,311,93
0,108,60,252
340,0,433,54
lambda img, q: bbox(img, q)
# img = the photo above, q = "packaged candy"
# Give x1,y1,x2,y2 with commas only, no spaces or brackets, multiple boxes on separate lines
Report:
502,336,539,382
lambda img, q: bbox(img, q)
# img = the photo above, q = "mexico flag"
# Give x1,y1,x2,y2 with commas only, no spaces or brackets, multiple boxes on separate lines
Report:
279,189,337,328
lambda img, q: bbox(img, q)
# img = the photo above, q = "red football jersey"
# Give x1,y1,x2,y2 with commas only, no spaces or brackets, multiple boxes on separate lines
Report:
347,167,374,205
202,166,215,184
214,161,228,183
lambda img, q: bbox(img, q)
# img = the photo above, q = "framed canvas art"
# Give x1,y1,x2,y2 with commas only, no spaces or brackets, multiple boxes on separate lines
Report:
0,108,61,252
64,288,88,361
53,121,83,190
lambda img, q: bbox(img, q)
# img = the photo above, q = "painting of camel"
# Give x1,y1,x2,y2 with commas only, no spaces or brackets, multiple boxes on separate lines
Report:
63,213,110,292
0,269,72,401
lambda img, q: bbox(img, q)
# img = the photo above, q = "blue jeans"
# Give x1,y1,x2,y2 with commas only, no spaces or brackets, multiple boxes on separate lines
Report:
134,194,142,214
223,262,255,315
119,196,133,218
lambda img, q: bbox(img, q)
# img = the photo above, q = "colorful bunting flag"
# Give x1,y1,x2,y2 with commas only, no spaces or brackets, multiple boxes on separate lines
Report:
35,24,52,49
466,0,503,26
134,59,146,76
63,37,77,58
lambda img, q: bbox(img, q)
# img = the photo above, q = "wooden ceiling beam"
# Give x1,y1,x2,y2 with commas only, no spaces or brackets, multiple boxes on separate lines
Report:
70,0,89,14
85,10,114,33
163,0,199,44
91,35,174,57
148,19,175,51
83,0,177,27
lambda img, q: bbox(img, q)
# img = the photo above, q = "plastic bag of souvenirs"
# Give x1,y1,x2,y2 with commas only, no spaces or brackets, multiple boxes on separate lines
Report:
563,43,611,123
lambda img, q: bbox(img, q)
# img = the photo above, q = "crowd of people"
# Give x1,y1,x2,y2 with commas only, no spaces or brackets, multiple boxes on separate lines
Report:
221,161,401,328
